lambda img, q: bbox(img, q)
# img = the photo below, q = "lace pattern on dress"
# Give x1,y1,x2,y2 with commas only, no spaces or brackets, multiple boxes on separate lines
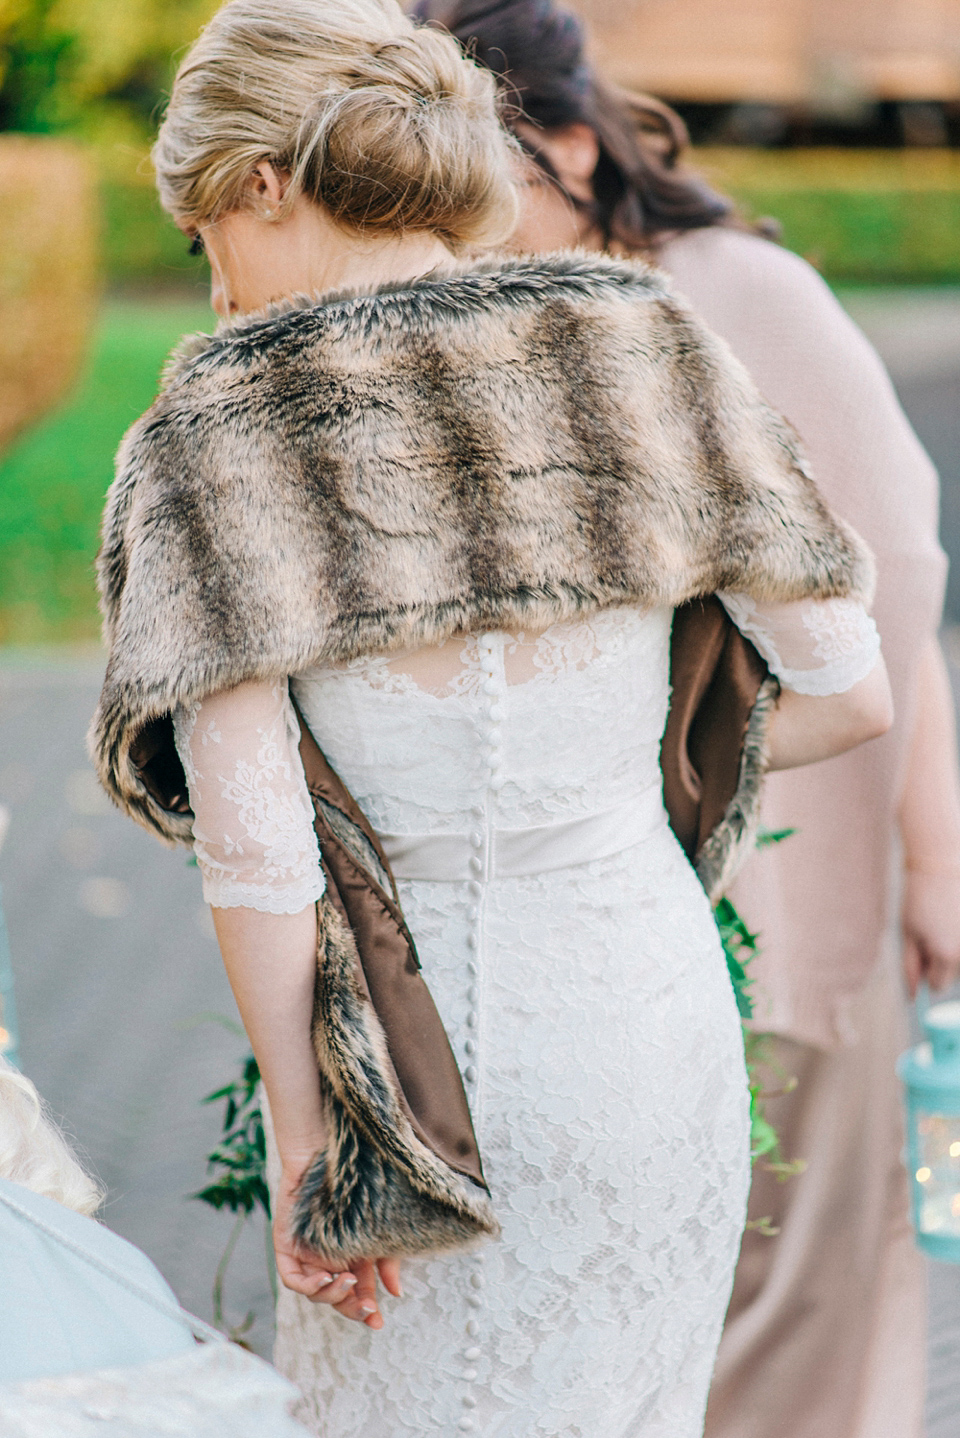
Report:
330,620,615,700
718,592,880,696
173,680,324,914
272,606,750,1438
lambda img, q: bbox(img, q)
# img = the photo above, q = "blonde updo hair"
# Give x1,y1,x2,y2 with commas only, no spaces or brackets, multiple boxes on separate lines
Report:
0,1056,104,1217
153,0,519,250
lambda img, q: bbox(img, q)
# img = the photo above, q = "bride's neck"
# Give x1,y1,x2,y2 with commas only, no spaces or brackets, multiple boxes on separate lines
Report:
312,228,456,299
205,196,456,318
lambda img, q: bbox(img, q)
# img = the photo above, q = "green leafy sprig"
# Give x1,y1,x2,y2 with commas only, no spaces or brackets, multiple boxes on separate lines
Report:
194,1053,269,1220
192,1049,274,1342
715,828,806,1234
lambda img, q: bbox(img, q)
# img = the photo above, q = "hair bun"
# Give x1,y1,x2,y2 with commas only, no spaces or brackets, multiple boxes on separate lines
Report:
154,0,518,250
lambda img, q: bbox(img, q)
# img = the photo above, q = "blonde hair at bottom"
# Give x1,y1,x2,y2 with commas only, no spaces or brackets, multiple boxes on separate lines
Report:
0,1055,104,1217
153,0,519,250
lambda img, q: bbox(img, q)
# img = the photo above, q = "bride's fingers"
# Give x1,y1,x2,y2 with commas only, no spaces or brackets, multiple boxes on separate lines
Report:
276,1244,399,1324
274,1242,360,1305
333,1259,383,1327
274,1243,327,1293
277,1258,340,1299
311,1271,359,1306
377,1257,403,1298
330,1259,404,1322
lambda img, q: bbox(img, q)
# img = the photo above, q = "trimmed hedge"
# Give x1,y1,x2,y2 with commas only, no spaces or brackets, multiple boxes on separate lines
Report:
0,136,98,453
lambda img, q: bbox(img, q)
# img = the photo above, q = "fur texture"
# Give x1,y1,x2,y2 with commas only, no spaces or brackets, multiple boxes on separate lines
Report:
295,896,497,1261
91,250,873,844
88,250,873,1261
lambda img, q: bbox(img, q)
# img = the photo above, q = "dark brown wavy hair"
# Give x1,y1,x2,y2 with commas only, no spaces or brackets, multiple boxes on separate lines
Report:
411,0,735,251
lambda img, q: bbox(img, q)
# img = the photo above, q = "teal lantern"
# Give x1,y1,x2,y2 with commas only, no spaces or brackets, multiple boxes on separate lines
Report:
898,999,960,1263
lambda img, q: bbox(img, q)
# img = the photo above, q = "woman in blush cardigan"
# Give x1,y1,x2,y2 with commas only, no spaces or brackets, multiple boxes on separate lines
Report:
416,2,960,1434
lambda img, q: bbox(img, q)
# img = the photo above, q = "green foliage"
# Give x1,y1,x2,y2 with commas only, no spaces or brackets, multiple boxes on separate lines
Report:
101,177,207,285
193,1050,271,1220
0,296,210,643
755,827,796,848
715,828,805,1178
715,895,757,1021
192,1044,275,1341
0,0,76,133
0,0,218,140
742,187,960,284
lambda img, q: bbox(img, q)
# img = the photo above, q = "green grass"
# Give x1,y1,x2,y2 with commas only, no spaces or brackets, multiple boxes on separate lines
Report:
101,179,208,287
697,148,960,284
0,298,212,644
731,188,960,284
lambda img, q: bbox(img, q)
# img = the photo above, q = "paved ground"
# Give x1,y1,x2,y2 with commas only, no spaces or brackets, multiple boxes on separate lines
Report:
0,661,276,1355
1,287,960,1414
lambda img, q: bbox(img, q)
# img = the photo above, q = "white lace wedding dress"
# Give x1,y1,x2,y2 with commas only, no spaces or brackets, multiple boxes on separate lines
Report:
174,597,879,1438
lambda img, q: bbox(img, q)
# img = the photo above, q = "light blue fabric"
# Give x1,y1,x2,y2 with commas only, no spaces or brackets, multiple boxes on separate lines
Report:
0,1178,196,1383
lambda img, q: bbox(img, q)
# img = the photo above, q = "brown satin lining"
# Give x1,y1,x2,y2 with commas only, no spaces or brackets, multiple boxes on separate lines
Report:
293,705,487,1191
128,714,192,815
661,597,768,859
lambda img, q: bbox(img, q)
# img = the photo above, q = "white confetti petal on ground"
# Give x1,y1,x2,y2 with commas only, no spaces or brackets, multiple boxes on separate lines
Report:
65,769,113,817
78,876,130,919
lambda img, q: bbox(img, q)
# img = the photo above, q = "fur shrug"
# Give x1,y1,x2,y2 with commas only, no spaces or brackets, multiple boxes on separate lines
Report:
91,251,873,839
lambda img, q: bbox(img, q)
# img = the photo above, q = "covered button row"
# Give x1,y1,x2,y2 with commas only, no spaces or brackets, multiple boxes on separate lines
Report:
462,641,495,1430
463,957,479,1083
458,1267,485,1428
464,878,481,1086
478,634,504,792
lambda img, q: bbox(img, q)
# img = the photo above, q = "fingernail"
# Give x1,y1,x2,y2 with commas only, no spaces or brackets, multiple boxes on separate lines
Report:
359,1301,376,1316
396,1284,404,1298
315,1274,334,1288
341,1275,357,1287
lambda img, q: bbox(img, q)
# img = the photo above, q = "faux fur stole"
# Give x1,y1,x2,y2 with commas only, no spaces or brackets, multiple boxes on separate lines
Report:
92,251,874,842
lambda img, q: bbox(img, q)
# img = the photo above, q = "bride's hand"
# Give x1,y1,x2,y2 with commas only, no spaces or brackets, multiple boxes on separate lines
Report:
273,1162,403,1328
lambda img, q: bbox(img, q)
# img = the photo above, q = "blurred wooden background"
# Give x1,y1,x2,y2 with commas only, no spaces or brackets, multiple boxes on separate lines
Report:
568,0,960,105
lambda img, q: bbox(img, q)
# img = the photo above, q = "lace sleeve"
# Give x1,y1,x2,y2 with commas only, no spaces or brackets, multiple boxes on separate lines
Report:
172,679,324,915
717,593,881,696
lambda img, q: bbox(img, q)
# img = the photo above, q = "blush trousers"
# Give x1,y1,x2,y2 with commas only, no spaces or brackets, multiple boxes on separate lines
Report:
705,949,926,1438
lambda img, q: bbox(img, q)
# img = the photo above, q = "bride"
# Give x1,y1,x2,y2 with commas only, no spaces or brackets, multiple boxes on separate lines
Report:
91,1,892,1433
